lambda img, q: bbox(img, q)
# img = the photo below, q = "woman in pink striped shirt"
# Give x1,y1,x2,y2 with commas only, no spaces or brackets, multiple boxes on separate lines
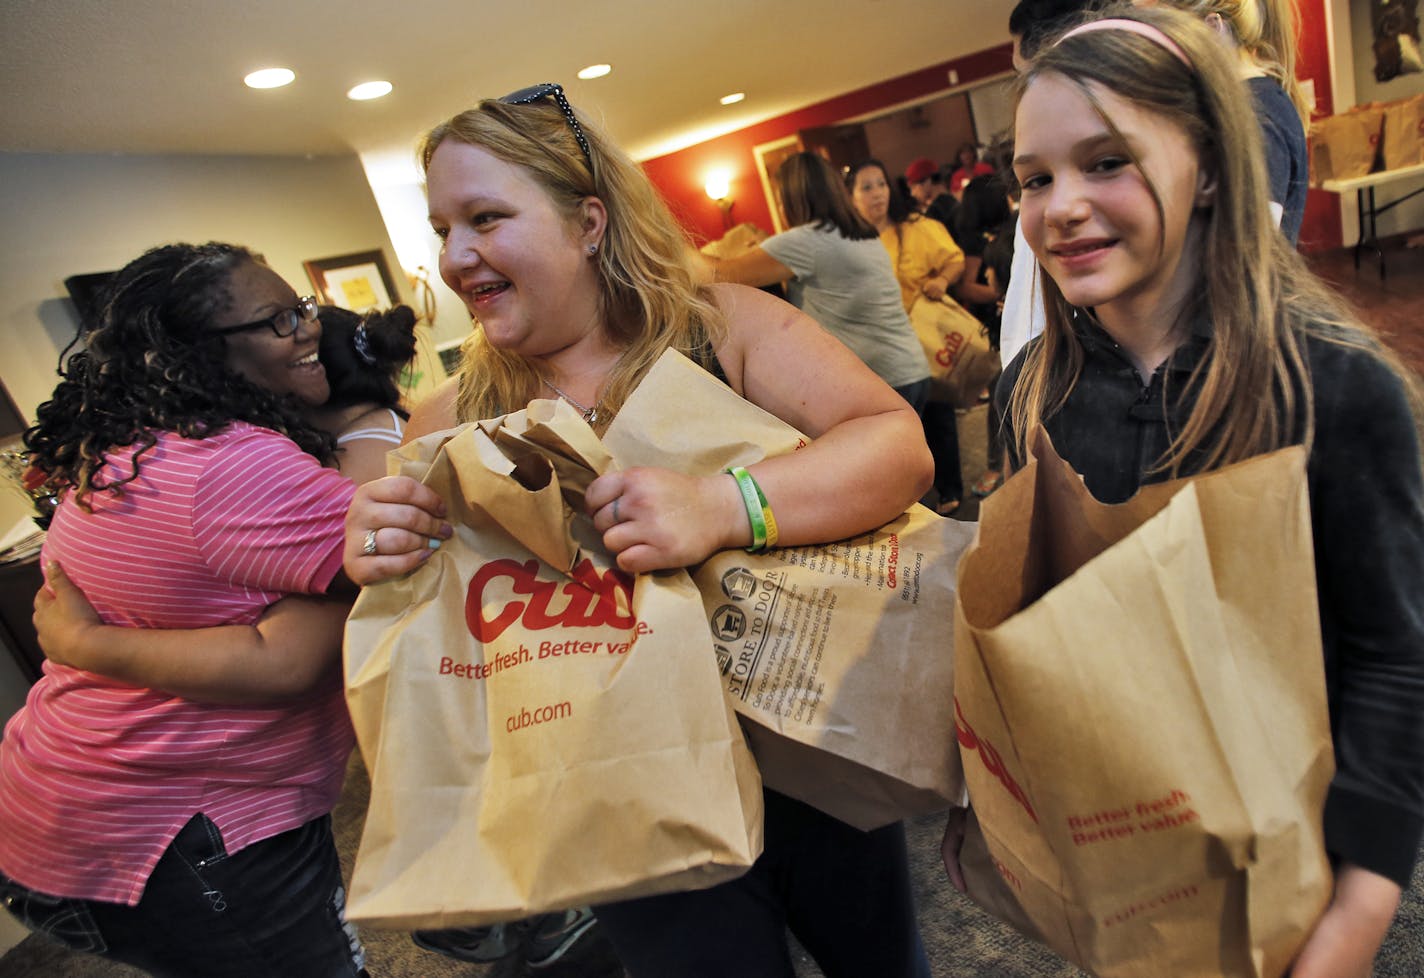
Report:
0,242,374,977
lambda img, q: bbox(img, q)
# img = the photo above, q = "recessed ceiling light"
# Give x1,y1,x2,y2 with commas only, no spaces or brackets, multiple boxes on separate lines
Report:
244,68,295,90
720,92,745,106
348,81,393,101
577,64,612,80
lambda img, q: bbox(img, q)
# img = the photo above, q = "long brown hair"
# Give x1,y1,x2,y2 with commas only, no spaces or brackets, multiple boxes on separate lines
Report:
420,95,725,426
1008,6,1418,475
778,152,879,241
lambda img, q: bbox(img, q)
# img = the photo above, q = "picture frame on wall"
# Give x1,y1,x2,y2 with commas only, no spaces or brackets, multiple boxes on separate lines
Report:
752,134,801,234
303,250,400,311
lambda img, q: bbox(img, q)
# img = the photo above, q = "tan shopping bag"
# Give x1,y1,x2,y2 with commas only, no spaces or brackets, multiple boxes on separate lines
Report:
1310,106,1385,182
908,295,1000,409
699,221,770,260
954,428,1333,978
343,399,763,929
1382,93,1424,170
603,350,973,830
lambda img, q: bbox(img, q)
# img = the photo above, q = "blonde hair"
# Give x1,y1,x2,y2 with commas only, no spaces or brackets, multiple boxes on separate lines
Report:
1009,5,1418,475
420,96,725,426
1155,0,1309,125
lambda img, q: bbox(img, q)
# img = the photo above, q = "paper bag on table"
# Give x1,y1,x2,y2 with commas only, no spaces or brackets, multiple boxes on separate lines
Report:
953,428,1334,978
1310,107,1384,182
343,399,763,929
1382,93,1424,170
603,350,973,830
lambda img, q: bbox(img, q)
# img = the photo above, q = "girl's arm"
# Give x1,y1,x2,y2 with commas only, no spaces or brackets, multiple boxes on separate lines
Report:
35,562,350,704
1290,864,1401,978
584,283,932,573
954,255,999,306
703,246,794,289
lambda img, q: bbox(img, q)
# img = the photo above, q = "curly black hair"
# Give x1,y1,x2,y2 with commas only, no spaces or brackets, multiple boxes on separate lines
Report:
317,303,419,416
24,242,337,507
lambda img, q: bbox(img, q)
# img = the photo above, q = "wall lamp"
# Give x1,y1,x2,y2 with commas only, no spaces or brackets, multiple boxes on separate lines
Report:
704,169,734,229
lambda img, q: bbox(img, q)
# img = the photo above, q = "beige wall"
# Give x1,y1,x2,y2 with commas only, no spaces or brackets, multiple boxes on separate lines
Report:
0,149,411,725
0,150,413,423
1348,0,1424,237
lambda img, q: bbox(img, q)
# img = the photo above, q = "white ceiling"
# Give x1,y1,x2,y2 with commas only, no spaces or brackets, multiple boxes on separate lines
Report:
1,0,1010,164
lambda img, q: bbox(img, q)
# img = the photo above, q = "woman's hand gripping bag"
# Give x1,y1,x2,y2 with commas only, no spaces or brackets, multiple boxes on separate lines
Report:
343,399,763,929
954,428,1334,978
603,350,974,831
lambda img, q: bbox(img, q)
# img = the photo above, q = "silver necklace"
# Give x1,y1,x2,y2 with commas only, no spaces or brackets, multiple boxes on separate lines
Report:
542,377,604,425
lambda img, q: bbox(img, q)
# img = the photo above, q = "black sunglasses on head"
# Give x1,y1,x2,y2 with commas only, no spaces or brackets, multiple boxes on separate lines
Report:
214,295,319,338
497,82,594,171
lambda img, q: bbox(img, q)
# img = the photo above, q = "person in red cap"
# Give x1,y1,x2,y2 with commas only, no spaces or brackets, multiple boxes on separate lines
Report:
903,157,958,234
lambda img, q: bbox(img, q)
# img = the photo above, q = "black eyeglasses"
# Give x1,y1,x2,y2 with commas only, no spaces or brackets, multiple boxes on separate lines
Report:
498,82,593,171
214,296,319,338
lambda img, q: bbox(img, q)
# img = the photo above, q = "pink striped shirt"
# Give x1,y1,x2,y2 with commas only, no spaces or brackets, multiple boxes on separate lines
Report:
0,424,355,905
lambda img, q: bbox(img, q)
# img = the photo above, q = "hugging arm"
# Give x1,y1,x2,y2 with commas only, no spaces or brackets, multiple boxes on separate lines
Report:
35,562,350,704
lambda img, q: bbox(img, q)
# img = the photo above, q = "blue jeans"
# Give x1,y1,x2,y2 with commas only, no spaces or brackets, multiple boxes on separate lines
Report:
923,401,964,504
594,790,931,978
894,378,932,417
0,813,366,978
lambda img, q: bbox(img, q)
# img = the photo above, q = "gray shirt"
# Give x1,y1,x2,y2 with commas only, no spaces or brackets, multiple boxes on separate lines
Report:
761,224,930,389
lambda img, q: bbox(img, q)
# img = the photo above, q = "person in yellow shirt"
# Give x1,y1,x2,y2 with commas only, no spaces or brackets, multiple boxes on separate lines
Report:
849,158,969,516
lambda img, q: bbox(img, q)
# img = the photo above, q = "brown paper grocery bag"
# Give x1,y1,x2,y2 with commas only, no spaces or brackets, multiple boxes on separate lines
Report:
1310,106,1384,182
908,295,1000,409
344,399,763,929
1382,93,1424,170
604,350,972,830
954,428,1333,978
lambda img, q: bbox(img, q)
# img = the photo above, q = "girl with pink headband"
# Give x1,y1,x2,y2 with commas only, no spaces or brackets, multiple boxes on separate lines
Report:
947,6,1424,976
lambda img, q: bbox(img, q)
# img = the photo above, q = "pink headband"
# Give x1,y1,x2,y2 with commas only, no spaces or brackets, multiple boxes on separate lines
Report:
1058,18,1192,69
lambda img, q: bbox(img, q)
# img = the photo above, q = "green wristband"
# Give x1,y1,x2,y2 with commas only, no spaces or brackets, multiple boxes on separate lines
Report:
727,466,769,551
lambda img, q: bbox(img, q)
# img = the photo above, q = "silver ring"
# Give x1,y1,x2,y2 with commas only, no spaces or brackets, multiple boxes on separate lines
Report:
612,498,622,524
362,529,378,557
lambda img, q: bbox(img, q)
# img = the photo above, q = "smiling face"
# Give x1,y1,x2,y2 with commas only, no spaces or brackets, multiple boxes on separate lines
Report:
850,164,891,229
426,138,605,358
1013,72,1211,337
213,260,329,407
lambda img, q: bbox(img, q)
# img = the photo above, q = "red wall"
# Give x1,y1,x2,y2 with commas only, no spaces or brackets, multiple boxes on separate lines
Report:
1296,0,1343,251
644,0,1344,251
641,46,1014,245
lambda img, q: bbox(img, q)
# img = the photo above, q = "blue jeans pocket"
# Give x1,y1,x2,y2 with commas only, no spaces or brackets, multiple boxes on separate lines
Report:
0,873,109,955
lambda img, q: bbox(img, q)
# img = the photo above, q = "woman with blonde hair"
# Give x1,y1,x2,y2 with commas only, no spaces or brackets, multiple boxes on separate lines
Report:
1149,0,1310,241
944,8,1423,975
344,84,934,978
